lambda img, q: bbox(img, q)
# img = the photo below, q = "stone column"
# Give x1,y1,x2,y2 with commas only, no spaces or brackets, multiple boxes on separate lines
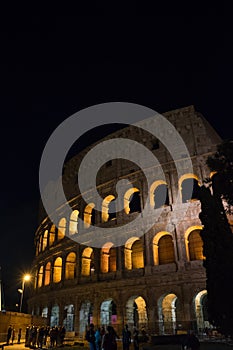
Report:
116,246,123,278
92,296,99,327
59,300,65,327
144,230,152,275
61,255,66,285
146,299,158,335
74,299,81,336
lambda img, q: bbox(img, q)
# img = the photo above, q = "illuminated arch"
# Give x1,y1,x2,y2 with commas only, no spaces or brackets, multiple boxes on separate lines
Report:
84,203,95,228
69,210,79,235
126,296,148,329
42,307,48,318
37,266,43,288
42,230,48,251
153,232,175,265
50,304,59,327
124,187,140,214
178,173,200,203
65,252,76,279
100,299,117,326
81,247,94,276
194,290,209,331
158,293,178,335
79,301,93,336
101,242,116,273
58,218,66,240
102,195,116,222
210,171,217,178
63,304,75,331
49,224,56,246
39,235,43,253
125,237,144,270
150,180,169,208
53,257,62,283
184,226,204,261
44,262,51,286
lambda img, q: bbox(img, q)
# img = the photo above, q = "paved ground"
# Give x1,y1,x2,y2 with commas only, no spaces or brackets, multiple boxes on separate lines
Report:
1,340,233,350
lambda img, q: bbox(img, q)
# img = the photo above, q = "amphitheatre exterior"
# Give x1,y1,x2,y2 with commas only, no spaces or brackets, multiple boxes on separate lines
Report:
28,105,222,337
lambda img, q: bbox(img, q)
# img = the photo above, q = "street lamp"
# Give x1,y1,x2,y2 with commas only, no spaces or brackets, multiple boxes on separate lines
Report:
18,274,31,313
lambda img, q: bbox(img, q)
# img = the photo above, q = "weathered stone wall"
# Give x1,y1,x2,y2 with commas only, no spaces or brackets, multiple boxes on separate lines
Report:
0,311,46,342
30,106,222,337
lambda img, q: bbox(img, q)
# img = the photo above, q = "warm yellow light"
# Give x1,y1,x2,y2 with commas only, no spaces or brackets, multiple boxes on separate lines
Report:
23,274,31,282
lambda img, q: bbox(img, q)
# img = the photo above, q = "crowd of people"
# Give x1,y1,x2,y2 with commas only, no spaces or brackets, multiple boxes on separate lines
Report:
85,323,147,350
5,322,202,350
6,325,22,345
6,324,66,348
24,325,66,348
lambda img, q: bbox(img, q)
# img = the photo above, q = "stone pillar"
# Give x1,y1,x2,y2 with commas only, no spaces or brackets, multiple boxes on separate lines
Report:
116,246,123,278
144,230,152,275
59,300,65,327
147,301,158,335
175,222,187,270
61,255,66,284
92,297,99,327
116,302,125,335
74,299,80,336
47,301,52,327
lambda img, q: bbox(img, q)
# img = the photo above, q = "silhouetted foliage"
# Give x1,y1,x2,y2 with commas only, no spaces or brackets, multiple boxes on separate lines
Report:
198,140,233,337
206,140,233,211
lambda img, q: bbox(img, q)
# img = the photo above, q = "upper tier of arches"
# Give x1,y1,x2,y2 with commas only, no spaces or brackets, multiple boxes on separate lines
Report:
35,226,204,289
36,173,203,254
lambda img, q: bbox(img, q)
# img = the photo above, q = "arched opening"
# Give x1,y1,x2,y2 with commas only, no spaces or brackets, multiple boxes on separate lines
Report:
101,242,117,273
102,195,116,222
124,188,141,214
129,192,141,213
126,296,148,330
157,234,175,265
188,230,204,261
150,181,169,209
158,293,177,335
49,224,56,246
81,247,94,276
179,174,200,203
79,302,93,336
44,262,51,286
69,210,79,235
53,257,62,283
65,252,76,279
132,240,144,269
194,290,210,333
100,299,118,327
125,237,144,270
84,203,95,228
42,230,48,251
39,235,43,253
50,304,59,327
63,304,75,332
42,306,48,318
58,218,66,240
154,184,169,208
37,266,43,288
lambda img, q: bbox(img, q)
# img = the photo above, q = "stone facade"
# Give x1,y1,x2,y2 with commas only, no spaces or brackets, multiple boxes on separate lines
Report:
28,105,222,337
0,311,46,342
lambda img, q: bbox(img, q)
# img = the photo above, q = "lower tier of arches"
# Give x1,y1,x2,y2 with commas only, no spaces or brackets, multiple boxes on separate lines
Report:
28,276,211,337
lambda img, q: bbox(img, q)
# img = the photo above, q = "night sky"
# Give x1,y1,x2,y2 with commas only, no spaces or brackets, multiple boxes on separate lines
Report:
0,10,232,310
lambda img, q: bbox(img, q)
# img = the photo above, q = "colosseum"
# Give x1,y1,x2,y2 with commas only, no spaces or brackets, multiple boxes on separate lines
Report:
28,105,223,338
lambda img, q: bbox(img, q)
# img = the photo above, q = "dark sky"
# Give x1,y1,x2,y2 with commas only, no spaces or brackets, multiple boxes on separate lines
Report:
0,10,232,310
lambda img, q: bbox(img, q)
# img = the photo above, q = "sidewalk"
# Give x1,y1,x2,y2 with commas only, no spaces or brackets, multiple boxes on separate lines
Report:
0,342,27,350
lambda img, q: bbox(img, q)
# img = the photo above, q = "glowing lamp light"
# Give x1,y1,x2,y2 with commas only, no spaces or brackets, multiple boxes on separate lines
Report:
19,274,31,313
